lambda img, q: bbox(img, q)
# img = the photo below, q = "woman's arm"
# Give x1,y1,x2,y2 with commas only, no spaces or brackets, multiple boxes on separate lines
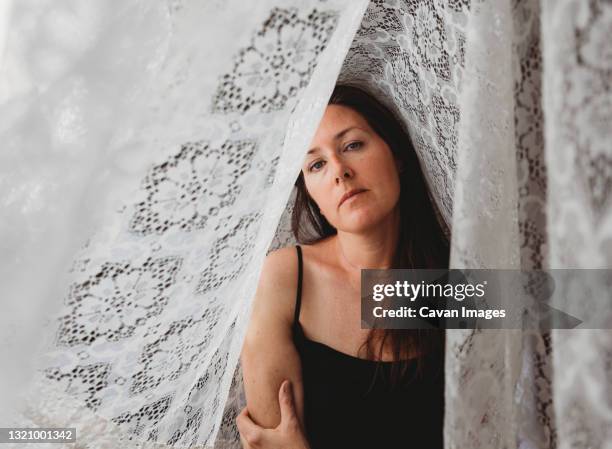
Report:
241,247,306,431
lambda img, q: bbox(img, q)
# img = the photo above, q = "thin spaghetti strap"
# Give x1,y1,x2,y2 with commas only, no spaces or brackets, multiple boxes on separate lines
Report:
293,245,303,326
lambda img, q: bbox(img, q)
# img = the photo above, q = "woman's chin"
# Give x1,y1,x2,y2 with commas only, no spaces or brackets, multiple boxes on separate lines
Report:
336,209,386,233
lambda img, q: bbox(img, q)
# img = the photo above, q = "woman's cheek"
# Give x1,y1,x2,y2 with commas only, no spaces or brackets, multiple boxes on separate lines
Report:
326,202,339,223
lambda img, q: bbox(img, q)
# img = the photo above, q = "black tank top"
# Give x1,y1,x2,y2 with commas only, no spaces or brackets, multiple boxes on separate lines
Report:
292,245,445,449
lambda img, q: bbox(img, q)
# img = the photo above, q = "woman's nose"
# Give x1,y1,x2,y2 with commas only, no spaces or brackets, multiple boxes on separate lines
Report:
333,163,354,184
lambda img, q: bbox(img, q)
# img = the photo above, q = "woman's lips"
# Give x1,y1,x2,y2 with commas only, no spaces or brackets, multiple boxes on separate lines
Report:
339,189,367,207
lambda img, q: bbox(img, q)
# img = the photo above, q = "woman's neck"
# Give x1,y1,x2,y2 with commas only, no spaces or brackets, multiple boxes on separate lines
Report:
334,207,400,272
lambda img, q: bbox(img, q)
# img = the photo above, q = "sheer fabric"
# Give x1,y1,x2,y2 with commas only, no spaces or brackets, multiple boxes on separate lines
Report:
543,1,612,448
0,1,610,448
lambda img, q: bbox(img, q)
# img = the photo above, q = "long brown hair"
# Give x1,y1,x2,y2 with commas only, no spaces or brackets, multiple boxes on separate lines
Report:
291,84,449,385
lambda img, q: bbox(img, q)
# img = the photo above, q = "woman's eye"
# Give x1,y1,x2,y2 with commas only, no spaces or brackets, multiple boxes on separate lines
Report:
309,160,325,172
345,141,362,151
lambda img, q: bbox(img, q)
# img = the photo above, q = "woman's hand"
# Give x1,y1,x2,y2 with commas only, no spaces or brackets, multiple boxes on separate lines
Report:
237,380,310,449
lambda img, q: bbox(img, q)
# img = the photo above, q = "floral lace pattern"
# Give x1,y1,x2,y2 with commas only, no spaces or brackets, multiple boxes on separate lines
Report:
212,8,339,115
129,141,258,236
56,257,183,347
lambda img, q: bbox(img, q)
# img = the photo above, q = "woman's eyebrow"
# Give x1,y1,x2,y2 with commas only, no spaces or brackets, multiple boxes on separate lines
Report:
307,126,366,155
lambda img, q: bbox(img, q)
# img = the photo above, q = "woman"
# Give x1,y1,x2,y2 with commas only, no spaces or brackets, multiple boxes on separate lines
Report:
237,84,449,449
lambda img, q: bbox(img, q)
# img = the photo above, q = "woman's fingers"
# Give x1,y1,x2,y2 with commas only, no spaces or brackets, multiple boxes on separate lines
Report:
236,406,262,447
237,382,303,449
278,380,299,430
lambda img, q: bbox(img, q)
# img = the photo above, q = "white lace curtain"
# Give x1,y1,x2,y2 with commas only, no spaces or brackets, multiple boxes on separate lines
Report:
0,0,610,448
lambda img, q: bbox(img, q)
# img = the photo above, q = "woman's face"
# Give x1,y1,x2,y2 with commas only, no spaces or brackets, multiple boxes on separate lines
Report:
302,104,402,233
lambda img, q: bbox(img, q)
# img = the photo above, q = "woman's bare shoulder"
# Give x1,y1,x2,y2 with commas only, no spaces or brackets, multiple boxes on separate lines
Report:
262,246,299,278
261,246,300,290
249,239,334,323
247,245,301,328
